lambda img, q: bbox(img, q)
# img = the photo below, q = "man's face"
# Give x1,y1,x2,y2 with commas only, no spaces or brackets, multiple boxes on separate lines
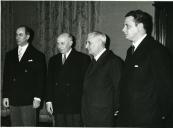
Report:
16,27,29,46
122,16,139,42
57,35,72,54
86,35,101,56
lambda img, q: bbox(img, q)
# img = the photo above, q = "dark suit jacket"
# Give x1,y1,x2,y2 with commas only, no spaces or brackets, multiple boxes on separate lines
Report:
2,44,47,106
46,49,90,114
119,35,173,126
82,50,123,126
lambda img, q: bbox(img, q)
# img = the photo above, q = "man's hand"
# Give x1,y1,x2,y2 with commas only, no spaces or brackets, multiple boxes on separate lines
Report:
3,98,9,108
46,102,53,115
33,98,41,108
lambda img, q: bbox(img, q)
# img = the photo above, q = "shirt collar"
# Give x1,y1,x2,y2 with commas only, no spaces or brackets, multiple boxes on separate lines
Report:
94,48,106,61
62,48,72,59
18,43,29,52
132,34,147,51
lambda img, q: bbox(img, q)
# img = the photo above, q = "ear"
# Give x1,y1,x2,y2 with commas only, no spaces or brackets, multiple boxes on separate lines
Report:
26,35,30,40
137,23,144,31
69,40,73,46
98,38,104,46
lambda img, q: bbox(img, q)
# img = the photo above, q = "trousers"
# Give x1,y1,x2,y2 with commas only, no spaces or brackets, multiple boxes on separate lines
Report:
10,105,36,126
54,113,82,127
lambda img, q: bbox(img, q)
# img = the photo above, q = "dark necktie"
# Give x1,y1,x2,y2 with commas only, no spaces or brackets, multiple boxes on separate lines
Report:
87,58,96,74
125,45,135,62
131,45,135,54
92,58,96,65
91,58,96,69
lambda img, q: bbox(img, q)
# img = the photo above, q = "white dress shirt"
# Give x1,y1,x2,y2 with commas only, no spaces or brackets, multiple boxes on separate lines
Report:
132,34,147,51
18,43,29,61
62,48,72,61
94,48,106,61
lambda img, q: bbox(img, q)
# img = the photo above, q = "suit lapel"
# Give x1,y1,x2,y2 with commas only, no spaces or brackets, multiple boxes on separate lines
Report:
85,50,109,77
85,59,96,77
133,36,149,56
125,46,133,63
13,47,20,63
19,44,32,63
125,36,150,64
62,49,75,66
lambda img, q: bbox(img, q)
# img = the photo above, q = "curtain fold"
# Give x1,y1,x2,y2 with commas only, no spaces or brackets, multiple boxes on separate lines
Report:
1,2,15,66
154,3,167,46
1,2,15,94
154,2,173,52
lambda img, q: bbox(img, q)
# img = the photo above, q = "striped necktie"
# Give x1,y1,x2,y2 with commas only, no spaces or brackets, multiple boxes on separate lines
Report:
18,47,23,61
62,54,66,64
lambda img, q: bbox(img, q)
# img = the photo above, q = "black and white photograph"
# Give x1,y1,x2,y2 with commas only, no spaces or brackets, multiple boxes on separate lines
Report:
1,1,173,127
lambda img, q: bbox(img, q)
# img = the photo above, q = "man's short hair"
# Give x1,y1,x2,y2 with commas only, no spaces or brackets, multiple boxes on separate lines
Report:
125,10,153,35
57,33,76,48
88,31,107,45
58,33,73,41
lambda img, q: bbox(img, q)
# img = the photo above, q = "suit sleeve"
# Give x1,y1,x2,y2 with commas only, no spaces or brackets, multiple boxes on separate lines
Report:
2,53,11,98
81,55,91,79
151,47,172,116
35,54,47,100
110,57,124,112
46,58,54,102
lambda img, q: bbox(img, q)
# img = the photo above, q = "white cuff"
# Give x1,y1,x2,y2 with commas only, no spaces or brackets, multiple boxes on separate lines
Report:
46,102,52,105
34,97,41,102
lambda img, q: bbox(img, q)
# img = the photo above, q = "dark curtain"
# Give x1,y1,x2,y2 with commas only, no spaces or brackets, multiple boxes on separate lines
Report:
1,1,101,95
154,2,173,55
153,3,173,126
1,2,15,98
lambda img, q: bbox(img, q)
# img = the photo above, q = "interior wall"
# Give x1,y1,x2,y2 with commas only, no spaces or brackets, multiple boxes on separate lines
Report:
1,1,154,61
97,1,154,60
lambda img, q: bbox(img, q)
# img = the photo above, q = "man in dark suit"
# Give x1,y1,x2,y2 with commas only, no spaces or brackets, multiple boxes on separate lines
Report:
82,31,123,126
118,10,173,127
45,33,90,126
2,25,47,126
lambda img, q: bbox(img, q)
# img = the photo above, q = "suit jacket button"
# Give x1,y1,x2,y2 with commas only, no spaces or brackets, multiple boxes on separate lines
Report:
25,69,28,73
56,82,58,86
13,78,16,82
162,116,165,120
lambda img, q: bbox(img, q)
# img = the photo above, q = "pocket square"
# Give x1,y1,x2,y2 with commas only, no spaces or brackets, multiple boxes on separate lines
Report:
134,65,139,67
28,59,33,62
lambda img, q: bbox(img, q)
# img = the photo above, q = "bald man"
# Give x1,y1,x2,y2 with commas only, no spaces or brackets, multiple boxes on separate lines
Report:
46,33,90,126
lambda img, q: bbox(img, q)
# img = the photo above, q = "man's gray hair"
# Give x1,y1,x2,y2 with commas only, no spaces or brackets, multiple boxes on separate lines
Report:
88,31,106,44
58,33,73,41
